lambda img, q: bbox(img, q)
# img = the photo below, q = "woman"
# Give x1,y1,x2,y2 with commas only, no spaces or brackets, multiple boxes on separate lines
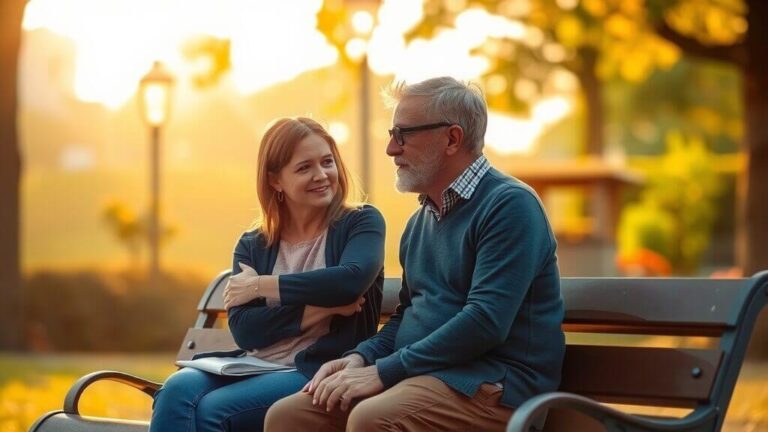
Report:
150,117,385,432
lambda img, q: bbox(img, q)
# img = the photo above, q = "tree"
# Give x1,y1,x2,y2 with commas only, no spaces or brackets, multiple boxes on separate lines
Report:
0,0,26,350
412,1,764,275
411,0,679,155
649,0,768,358
651,0,767,277
617,133,724,275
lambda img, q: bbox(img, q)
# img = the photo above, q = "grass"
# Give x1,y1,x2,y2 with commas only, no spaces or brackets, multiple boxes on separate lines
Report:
0,354,766,432
0,353,176,432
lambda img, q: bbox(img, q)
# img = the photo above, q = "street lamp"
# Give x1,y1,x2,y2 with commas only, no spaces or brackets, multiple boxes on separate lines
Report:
139,61,174,284
344,4,376,201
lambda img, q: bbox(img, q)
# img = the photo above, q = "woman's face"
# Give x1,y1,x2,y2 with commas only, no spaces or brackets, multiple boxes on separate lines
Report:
271,133,339,213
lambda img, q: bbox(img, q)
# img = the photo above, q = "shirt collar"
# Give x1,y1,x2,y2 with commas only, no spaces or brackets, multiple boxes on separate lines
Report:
418,155,490,218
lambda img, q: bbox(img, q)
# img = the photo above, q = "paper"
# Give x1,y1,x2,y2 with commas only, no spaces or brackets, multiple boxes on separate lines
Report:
176,355,297,376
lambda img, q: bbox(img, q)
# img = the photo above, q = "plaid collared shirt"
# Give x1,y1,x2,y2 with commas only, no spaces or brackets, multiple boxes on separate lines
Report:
419,155,490,221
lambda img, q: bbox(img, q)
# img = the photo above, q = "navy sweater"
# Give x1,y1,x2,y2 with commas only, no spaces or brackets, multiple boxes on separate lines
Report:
352,168,565,408
228,205,385,378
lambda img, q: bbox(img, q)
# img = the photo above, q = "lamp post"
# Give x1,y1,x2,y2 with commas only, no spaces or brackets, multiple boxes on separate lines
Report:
344,5,376,201
139,61,174,285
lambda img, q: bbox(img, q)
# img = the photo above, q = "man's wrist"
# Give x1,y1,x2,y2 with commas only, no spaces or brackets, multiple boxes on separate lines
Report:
344,353,366,367
375,353,408,388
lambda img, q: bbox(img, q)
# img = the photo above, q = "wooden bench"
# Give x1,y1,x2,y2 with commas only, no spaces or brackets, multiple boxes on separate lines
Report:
507,272,768,432
29,271,768,432
28,272,400,432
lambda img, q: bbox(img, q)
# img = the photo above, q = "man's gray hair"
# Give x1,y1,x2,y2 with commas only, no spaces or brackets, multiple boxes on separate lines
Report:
383,76,488,154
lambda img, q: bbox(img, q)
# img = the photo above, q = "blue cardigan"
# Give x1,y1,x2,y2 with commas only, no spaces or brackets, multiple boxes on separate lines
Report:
227,205,385,378
352,168,565,408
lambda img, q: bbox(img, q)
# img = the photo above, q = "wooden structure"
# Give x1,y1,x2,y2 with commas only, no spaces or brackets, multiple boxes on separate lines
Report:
508,272,768,431
503,157,644,276
29,271,768,432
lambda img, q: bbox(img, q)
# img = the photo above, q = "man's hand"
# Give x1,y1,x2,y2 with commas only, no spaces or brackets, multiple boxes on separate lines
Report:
313,364,385,412
303,354,365,395
223,262,260,309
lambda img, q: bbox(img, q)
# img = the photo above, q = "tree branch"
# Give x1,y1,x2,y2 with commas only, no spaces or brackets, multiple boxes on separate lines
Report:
656,19,747,67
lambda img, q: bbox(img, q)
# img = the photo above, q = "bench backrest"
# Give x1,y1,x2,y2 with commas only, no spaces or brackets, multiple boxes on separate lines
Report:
178,271,768,431
553,274,768,431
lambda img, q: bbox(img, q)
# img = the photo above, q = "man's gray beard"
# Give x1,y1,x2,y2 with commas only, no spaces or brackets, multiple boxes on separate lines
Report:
394,156,443,193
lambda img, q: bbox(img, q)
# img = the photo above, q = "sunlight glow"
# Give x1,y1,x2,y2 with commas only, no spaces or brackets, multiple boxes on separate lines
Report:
391,31,490,83
532,97,571,124
351,11,374,36
486,97,572,155
497,0,532,17
486,111,542,155
368,5,534,82
455,8,527,41
24,0,573,156
345,38,368,62
228,1,337,94
23,0,337,108
328,121,350,146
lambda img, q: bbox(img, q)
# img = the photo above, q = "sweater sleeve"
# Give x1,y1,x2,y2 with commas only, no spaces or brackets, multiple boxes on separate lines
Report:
374,190,556,388
227,234,303,350
278,206,386,307
345,275,412,365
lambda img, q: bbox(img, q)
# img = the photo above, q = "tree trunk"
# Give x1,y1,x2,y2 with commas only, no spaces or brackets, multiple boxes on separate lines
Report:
743,0,768,358
0,0,25,350
576,47,604,156
741,0,768,276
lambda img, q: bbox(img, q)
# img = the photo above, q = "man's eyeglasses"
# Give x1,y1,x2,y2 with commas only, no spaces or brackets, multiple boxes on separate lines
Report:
388,122,454,146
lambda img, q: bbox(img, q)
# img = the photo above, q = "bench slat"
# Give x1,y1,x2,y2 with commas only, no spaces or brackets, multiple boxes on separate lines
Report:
176,329,238,361
561,323,726,336
202,277,750,335
561,278,749,333
560,345,722,408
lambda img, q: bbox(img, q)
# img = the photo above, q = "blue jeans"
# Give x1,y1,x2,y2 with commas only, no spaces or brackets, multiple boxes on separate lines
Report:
150,368,308,432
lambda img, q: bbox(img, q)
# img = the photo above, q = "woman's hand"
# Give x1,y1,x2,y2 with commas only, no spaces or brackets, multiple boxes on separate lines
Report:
301,296,365,331
223,262,261,309
333,296,366,317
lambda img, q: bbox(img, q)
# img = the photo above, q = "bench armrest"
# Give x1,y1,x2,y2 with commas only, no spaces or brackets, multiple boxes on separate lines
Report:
64,370,162,415
506,392,717,432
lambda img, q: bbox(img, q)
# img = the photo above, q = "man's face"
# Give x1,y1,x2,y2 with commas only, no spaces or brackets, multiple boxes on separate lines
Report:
387,96,446,194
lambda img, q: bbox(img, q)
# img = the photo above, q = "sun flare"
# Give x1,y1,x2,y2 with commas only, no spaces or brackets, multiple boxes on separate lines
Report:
23,0,337,109
22,0,572,155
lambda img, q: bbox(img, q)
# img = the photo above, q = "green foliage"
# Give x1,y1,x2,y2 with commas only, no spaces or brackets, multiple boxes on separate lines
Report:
618,203,675,260
618,132,723,274
23,270,204,351
607,58,742,156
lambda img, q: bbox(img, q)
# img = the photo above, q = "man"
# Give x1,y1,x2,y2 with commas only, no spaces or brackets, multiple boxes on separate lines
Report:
265,76,564,431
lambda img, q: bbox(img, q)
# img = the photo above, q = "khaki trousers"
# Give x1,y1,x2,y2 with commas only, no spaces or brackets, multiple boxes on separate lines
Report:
264,375,514,432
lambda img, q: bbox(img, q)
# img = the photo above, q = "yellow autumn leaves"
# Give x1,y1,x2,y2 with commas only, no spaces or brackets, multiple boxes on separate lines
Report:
0,375,154,432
